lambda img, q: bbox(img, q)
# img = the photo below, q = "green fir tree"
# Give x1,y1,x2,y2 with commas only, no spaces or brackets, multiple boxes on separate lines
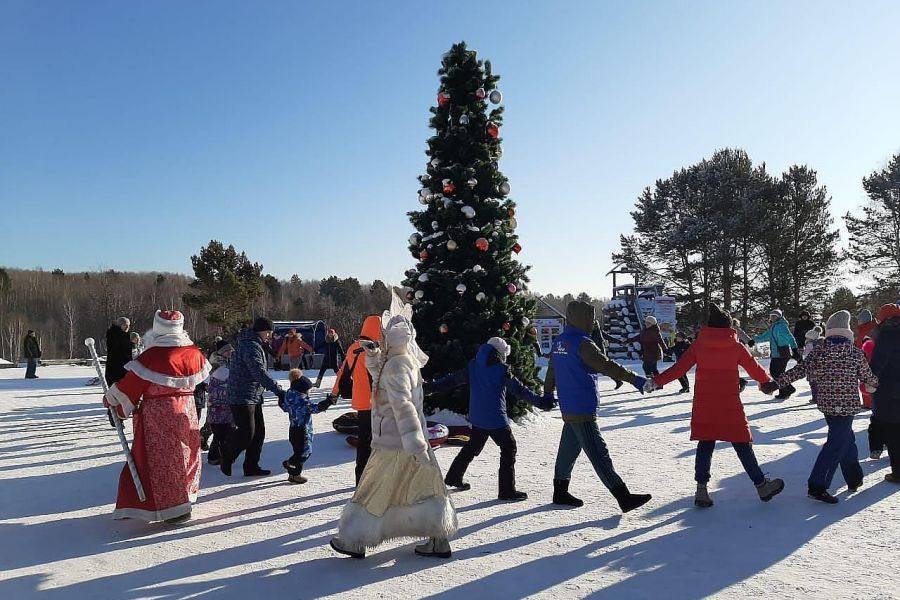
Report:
403,42,539,417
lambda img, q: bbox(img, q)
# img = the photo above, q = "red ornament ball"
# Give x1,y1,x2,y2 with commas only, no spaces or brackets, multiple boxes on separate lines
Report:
475,87,486,99
405,291,414,301
437,92,450,107
439,324,449,334
513,243,522,254
507,207,516,217
419,250,429,261
528,327,537,337
443,182,455,195
486,122,500,139
502,322,511,331
475,237,490,251
507,283,518,295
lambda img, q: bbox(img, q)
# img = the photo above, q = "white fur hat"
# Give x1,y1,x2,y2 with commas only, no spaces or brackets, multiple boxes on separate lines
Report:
153,310,185,336
644,315,658,327
487,336,511,358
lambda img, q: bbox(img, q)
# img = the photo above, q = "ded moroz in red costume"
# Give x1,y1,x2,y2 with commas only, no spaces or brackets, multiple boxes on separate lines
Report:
104,310,210,522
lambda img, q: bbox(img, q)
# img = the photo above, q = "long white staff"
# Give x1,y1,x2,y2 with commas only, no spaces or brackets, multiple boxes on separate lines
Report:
85,337,146,502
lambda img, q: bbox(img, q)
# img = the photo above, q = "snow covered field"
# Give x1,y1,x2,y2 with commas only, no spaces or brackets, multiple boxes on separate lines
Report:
1,364,898,600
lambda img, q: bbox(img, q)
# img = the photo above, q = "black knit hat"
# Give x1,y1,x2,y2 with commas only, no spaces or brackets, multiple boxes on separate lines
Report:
252,317,274,332
707,303,732,328
290,375,313,394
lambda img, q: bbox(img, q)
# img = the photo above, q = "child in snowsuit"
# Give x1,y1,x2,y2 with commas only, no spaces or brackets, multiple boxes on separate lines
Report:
861,337,882,458
651,304,784,508
763,310,879,503
671,332,691,393
205,346,234,465
281,370,336,483
426,337,548,501
870,304,900,482
544,300,652,513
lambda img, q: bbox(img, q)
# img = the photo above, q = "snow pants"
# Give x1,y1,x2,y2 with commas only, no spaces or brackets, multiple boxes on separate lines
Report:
878,420,900,475
286,426,309,476
769,356,796,397
445,426,517,495
554,419,625,491
868,415,885,455
808,415,863,493
355,409,372,486
25,358,37,378
207,423,232,463
694,441,764,485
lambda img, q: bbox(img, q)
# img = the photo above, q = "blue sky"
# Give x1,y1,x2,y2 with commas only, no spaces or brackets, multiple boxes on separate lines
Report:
2,1,899,297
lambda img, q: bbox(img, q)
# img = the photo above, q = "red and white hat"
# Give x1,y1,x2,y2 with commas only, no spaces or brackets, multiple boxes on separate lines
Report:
153,310,185,336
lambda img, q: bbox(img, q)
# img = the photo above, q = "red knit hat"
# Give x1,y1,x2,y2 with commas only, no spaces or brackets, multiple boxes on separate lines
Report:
876,303,900,323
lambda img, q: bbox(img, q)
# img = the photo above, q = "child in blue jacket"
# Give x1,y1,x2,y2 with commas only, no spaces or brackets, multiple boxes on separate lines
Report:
426,337,548,501
280,370,336,484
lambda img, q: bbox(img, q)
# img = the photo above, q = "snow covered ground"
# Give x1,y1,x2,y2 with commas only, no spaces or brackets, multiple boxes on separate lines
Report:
1,363,898,599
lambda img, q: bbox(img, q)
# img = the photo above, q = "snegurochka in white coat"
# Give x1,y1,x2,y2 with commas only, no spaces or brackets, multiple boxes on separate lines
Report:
330,297,457,560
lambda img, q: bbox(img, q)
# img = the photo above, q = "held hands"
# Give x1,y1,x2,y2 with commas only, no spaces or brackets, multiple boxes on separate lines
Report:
276,388,286,410
759,381,779,395
539,394,557,412
632,376,647,394
643,378,659,394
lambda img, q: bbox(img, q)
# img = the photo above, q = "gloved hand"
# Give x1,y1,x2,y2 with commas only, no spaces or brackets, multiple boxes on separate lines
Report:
632,376,647,394
864,383,877,394
759,381,779,395
643,379,658,393
539,394,556,411
276,388,286,410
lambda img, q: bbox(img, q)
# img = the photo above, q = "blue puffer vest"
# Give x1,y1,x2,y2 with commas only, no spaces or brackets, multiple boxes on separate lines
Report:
467,344,509,429
552,326,601,417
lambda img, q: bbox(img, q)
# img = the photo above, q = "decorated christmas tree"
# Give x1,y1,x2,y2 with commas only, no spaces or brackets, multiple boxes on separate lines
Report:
403,41,539,417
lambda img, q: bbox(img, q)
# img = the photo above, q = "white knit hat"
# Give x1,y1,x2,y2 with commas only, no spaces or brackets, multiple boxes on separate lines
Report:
153,310,185,336
644,315,658,327
486,336,511,359
805,326,822,342
769,309,783,319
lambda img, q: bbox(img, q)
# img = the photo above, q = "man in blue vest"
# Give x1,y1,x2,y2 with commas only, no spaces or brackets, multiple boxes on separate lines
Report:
427,337,548,501
544,300,652,512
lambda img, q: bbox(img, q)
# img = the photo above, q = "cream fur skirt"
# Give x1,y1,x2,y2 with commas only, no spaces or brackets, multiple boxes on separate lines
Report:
337,448,458,549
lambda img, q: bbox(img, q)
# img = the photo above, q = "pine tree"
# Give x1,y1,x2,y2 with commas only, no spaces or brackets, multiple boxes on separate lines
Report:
403,41,538,417
183,240,263,333
845,152,900,295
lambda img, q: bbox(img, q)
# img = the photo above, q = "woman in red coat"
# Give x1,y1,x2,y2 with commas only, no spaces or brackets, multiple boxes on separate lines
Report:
649,304,784,508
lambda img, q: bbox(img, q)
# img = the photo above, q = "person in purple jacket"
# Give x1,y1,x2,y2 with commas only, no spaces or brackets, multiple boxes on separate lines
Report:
426,337,548,501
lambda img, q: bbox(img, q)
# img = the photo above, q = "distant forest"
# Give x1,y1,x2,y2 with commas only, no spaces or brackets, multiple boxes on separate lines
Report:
0,266,603,361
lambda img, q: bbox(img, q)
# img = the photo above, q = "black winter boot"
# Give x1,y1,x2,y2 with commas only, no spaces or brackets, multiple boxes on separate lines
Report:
611,484,652,513
552,479,583,507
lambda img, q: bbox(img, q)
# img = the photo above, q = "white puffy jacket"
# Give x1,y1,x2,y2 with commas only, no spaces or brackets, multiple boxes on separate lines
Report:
365,324,429,457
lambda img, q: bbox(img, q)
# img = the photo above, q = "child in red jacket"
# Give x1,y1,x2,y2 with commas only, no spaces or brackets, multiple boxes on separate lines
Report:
649,304,784,508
